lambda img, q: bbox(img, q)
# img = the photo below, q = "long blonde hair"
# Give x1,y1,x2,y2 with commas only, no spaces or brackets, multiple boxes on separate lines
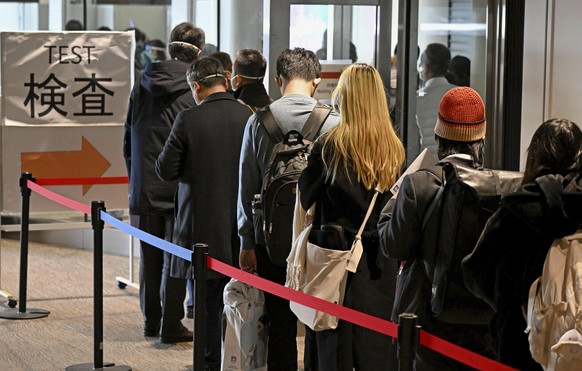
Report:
322,63,405,191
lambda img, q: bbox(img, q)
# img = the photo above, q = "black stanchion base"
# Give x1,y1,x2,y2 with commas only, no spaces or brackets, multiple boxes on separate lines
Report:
65,362,131,370
0,307,49,319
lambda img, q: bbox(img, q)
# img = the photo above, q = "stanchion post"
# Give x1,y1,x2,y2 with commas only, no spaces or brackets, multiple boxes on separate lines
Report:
92,201,106,368
0,172,49,319
398,313,420,371
193,243,208,371
65,201,131,370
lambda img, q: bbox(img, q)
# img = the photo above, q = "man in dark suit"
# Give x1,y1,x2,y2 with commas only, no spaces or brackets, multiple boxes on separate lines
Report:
156,57,251,369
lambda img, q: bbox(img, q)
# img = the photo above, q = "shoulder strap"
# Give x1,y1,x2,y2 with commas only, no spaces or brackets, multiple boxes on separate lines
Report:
420,167,445,231
256,105,285,143
347,187,381,273
301,102,332,140
258,102,332,144
356,188,381,239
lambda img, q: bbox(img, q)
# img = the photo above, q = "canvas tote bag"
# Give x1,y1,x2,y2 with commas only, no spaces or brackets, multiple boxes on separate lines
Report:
289,190,380,331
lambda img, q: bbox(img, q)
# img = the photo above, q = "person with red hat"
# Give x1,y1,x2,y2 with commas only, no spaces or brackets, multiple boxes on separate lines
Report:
378,87,498,370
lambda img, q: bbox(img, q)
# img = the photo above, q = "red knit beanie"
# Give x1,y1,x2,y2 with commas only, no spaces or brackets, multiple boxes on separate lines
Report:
434,87,486,142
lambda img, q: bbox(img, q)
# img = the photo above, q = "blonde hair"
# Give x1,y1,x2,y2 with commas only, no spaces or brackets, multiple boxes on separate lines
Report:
322,63,405,191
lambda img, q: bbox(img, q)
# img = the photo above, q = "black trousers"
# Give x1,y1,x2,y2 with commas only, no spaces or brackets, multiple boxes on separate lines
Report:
255,244,298,371
131,213,173,332
304,249,396,371
161,275,187,336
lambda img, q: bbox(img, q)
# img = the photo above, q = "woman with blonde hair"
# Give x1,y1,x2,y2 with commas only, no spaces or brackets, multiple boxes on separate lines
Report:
298,63,405,371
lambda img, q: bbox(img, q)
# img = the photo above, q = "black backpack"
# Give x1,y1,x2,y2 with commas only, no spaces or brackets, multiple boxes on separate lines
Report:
422,157,523,324
252,103,332,266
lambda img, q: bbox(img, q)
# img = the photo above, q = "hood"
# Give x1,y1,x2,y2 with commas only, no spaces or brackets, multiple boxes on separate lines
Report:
503,173,582,239
140,59,192,103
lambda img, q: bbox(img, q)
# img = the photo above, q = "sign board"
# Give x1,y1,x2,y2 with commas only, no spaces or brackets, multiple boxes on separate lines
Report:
2,32,132,126
1,32,133,213
313,60,351,105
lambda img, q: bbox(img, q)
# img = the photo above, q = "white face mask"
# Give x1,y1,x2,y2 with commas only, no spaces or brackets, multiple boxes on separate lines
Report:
230,75,239,91
418,65,428,82
230,74,264,92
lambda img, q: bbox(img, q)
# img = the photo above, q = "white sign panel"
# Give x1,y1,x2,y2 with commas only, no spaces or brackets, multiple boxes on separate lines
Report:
313,60,351,104
1,31,132,126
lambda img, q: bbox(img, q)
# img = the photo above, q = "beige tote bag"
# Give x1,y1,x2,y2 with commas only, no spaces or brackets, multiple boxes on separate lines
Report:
289,190,380,331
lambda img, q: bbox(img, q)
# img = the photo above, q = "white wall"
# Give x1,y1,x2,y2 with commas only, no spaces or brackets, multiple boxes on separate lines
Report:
522,0,582,169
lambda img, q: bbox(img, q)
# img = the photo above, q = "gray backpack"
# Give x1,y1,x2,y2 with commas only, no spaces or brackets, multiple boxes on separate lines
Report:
252,103,331,266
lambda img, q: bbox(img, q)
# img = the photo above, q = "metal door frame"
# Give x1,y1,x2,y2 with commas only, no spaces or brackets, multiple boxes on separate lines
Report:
398,0,523,169
263,0,391,98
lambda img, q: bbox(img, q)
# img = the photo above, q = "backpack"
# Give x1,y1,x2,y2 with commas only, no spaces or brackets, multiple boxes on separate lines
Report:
252,103,332,267
423,157,523,324
526,231,582,371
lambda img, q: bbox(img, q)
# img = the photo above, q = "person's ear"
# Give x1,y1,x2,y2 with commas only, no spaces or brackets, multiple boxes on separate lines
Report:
194,81,203,94
313,77,322,87
275,76,283,87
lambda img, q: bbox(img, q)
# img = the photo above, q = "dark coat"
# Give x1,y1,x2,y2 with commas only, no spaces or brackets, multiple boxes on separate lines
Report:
233,82,273,110
378,154,495,370
156,92,252,279
124,59,195,215
298,137,398,370
463,173,582,371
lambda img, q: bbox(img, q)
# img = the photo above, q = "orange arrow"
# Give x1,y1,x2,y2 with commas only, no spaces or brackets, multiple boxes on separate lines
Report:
21,136,111,195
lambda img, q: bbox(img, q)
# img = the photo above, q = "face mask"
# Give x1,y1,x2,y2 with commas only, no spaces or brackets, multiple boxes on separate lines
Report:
230,74,264,92
418,66,428,82
230,75,239,91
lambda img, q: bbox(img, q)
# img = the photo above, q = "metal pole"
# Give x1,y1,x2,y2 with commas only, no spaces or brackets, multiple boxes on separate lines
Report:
66,201,131,370
0,172,49,319
193,243,208,371
82,0,87,31
398,313,420,371
92,201,106,368
18,173,32,314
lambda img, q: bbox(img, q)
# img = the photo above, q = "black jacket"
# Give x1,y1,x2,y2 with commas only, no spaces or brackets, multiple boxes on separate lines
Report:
123,59,195,215
156,92,252,279
378,154,496,370
299,138,392,250
463,173,582,370
233,83,273,110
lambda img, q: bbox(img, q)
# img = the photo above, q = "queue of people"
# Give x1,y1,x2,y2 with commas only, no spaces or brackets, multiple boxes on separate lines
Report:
123,21,582,371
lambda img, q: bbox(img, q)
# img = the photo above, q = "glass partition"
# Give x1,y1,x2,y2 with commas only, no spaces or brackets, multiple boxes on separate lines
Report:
289,4,378,65
404,0,487,161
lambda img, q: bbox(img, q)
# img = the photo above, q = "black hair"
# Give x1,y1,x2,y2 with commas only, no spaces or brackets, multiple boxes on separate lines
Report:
146,39,167,61
209,51,233,72
421,43,451,76
436,136,486,167
125,27,146,44
276,48,321,81
169,22,205,63
522,118,582,185
186,57,226,88
446,55,471,86
234,48,267,79
65,19,83,31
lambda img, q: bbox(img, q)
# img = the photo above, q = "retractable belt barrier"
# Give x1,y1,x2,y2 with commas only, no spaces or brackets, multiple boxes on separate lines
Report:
10,175,518,371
